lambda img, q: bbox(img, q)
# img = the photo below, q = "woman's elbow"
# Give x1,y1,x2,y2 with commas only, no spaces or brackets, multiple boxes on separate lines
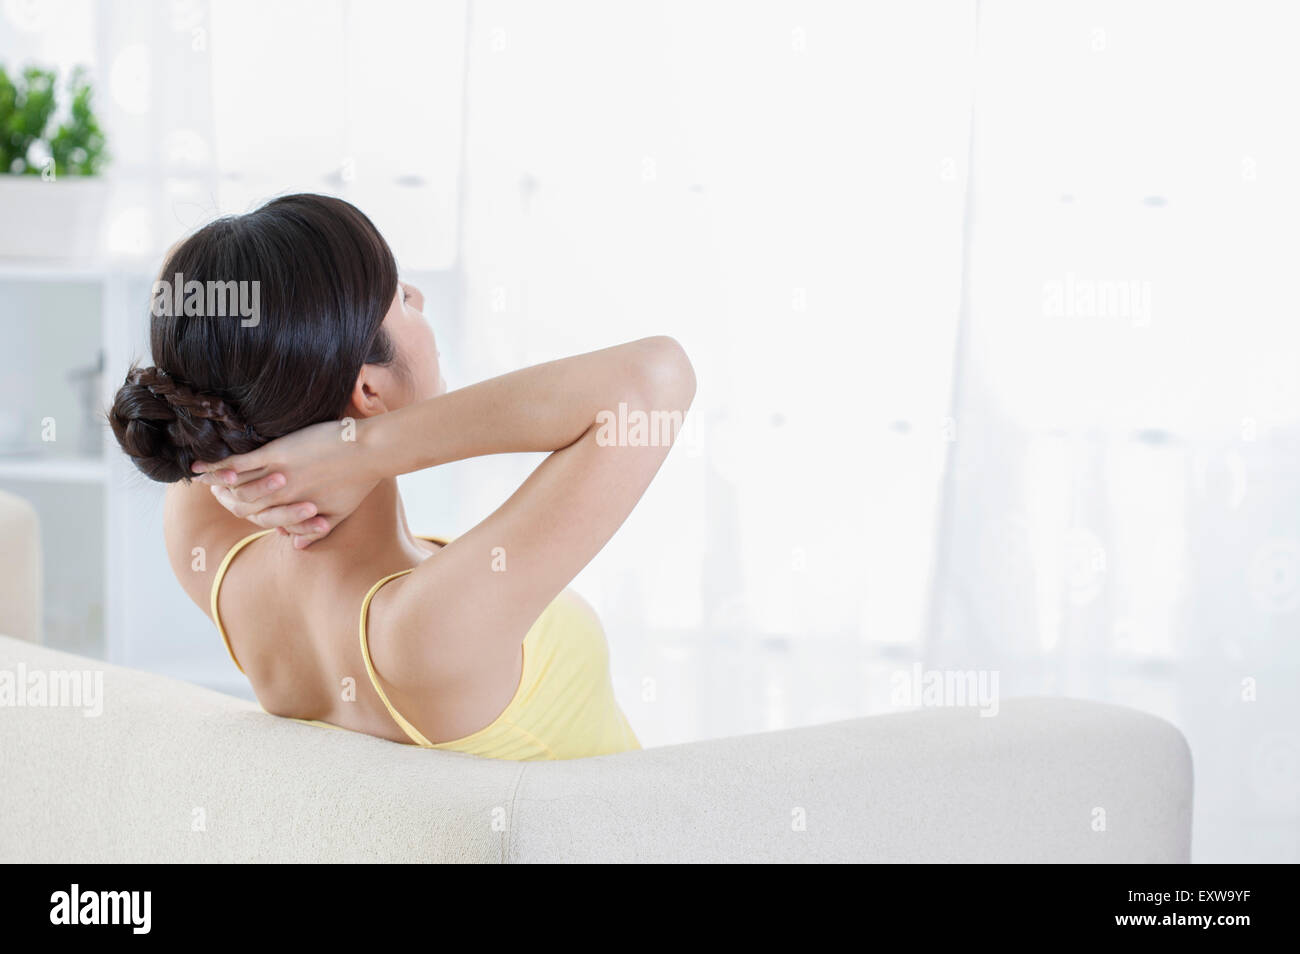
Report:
635,335,696,410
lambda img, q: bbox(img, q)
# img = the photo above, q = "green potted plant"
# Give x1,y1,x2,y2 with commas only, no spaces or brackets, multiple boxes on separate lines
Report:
0,64,110,261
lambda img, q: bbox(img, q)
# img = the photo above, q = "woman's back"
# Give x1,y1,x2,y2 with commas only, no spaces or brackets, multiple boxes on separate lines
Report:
206,521,434,745
185,483,640,758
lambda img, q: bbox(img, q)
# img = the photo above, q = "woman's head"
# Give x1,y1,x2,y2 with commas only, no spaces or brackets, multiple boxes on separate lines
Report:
109,193,442,482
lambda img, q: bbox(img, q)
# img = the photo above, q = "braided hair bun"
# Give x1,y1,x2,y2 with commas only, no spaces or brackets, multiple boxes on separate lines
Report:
108,366,263,483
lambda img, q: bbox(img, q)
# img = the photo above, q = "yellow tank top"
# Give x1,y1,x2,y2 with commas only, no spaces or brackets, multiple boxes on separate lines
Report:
209,529,641,761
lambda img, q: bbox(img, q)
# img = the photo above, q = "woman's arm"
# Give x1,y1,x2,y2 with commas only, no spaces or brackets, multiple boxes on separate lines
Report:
199,337,693,534
196,336,695,676
367,335,693,472
377,334,695,681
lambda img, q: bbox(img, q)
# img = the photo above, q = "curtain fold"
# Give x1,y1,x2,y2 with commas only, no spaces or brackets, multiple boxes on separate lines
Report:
451,0,977,743
933,0,1300,863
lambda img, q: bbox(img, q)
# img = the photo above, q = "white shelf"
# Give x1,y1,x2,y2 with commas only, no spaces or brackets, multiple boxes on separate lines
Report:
0,456,107,484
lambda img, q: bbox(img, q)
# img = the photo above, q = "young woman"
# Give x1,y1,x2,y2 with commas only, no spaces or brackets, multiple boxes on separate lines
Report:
109,193,694,760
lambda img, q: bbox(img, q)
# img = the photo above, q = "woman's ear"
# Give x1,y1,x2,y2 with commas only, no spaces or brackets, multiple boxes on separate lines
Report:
347,365,390,419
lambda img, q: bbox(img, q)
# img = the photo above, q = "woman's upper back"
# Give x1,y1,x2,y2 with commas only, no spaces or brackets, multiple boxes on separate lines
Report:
200,523,640,759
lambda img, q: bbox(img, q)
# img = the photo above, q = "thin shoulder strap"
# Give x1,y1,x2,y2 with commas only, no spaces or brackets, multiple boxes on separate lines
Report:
356,534,448,745
210,528,277,673
359,568,434,746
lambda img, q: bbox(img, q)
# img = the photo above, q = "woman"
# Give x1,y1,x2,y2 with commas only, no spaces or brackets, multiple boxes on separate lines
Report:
109,193,694,760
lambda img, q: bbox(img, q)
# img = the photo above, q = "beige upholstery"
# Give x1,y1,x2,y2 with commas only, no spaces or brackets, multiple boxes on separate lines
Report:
0,635,1193,862
0,488,41,644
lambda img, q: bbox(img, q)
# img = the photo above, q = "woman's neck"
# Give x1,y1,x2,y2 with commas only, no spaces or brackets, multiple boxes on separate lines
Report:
297,477,429,567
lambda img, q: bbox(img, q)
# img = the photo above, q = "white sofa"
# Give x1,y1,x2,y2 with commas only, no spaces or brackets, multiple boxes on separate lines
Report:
0,635,1192,863
0,490,1193,863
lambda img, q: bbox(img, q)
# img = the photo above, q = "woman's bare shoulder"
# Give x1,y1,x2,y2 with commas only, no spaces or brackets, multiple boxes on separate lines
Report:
163,480,267,615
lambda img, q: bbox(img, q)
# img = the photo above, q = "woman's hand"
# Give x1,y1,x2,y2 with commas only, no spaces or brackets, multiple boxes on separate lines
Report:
191,419,379,549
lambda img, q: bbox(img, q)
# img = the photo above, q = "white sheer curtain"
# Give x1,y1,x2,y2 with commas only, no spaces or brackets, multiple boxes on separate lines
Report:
206,0,465,268
930,0,1300,862
440,0,975,744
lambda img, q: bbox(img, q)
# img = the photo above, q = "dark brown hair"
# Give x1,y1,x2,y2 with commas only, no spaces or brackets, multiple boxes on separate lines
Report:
109,194,399,482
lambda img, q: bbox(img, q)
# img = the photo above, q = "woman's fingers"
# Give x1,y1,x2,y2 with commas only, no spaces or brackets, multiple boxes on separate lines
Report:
209,484,258,518
247,502,320,530
223,471,287,505
192,468,239,487
281,516,331,537
210,485,317,527
222,466,275,489
191,450,266,481
291,526,332,550
196,465,274,489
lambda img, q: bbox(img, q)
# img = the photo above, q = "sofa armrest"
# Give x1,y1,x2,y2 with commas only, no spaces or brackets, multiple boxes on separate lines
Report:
0,488,41,644
505,696,1193,862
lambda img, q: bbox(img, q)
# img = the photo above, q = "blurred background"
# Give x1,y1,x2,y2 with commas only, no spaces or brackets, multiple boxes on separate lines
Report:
0,0,1296,862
